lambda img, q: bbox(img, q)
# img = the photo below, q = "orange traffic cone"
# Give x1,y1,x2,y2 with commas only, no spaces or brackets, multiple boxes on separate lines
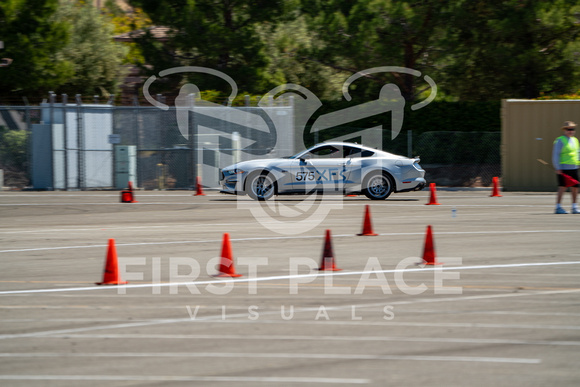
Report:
194,176,206,196
425,183,440,205
490,177,502,197
120,190,132,203
318,229,341,271
121,181,138,203
420,225,442,265
214,233,242,277
96,239,128,285
357,205,378,236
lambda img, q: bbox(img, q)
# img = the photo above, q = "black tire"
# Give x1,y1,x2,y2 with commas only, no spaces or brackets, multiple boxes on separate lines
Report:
362,172,393,200
246,171,277,201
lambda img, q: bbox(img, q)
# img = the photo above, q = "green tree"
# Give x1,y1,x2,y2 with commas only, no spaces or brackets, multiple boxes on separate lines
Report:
444,0,580,100
301,0,451,102
257,14,349,100
55,1,129,97
0,126,27,167
0,126,29,187
0,0,73,97
103,0,151,65
128,0,299,94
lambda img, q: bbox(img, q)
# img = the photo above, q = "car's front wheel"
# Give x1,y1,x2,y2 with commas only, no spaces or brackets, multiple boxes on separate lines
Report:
363,172,393,200
246,171,277,201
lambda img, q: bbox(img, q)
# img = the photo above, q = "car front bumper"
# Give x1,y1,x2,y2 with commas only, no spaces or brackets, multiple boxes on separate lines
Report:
220,172,245,195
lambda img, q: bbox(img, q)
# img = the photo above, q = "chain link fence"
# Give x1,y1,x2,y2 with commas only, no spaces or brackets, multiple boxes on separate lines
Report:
414,131,501,187
114,107,192,190
0,104,500,190
0,106,38,188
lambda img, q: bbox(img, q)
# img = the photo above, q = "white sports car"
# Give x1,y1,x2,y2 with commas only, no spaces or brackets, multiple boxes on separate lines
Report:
220,142,426,200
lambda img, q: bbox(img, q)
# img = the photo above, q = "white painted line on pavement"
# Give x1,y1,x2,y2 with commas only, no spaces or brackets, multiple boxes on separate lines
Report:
0,202,221,206
0,226,169,234
0,202,553,207
1,261,579,295
33,333,580,347
0,287,579,340
0,374,370,384
0,351,541,364
2,229,579,254
214,319,580,331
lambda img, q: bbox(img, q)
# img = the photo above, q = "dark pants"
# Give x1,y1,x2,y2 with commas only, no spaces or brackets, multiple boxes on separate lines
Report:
557,169,579,187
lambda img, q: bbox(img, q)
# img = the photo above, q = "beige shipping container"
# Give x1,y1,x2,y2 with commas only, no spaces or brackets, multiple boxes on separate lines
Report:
502,99,580,191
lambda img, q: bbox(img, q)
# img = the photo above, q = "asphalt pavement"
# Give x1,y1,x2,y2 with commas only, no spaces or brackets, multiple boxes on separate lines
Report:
0,189,579,386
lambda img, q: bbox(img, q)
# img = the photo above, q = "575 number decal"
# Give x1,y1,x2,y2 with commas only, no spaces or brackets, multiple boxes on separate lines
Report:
294,168,347,182
295,171,315,181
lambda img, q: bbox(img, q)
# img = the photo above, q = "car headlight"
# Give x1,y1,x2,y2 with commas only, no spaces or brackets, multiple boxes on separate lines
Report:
224,168,245,176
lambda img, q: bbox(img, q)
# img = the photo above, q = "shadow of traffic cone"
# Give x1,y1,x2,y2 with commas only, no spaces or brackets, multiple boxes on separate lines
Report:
96,239,128,285
318,229,342,271
490,177,503,197
357,205,378,236
214,233,242,277
420,225,442,265
194,176,206,196
425,183,440,205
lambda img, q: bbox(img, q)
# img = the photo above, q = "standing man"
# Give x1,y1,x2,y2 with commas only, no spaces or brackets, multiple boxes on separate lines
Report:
552,121,579,214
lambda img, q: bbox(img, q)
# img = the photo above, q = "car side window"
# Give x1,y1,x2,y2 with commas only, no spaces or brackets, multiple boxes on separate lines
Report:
343,146,375,158
343,146,358,158
308,145,341,159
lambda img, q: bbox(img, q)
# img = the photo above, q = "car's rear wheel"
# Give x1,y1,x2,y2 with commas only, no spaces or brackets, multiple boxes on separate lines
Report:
363,172,393,200
246,171,276,201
